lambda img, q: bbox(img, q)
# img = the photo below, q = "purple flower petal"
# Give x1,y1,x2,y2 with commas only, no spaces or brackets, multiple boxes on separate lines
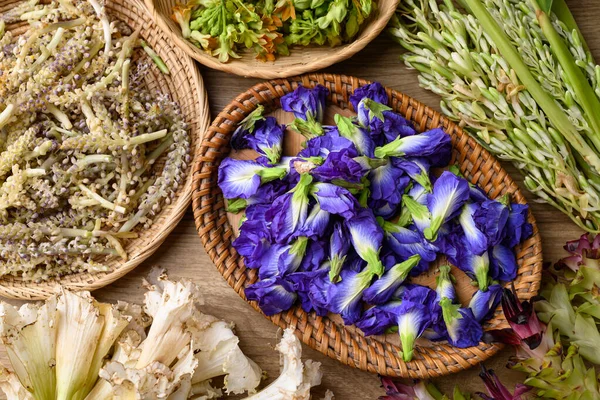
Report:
245,276,297,316
350,82,388,111
502,204,533,248
473,200,509,247
280,84,329,122
424,171,470,241
363,255,421,305
470,284,503,322
440,298,483,348
311,182,360,219
356,300,402,336
458,202,489,256
312,148,365,183
374,128,451,168
489,244,518,282
326,268,375,324
345,208,385,276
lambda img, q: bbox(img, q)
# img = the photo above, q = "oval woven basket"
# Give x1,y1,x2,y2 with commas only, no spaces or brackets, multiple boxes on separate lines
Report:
0,0,210,300
192,74,544,379
144,0,399,79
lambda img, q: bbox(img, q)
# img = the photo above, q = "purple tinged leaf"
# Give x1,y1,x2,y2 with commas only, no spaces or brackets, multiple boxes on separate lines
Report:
470,284,503,322
501,284,544,349
245,276,297,316
478,366,530,400
424,172,470,241
378,377,434,400
557,233,600,272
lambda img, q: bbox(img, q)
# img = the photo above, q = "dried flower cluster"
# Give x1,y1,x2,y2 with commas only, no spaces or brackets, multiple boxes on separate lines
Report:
0,0,190,281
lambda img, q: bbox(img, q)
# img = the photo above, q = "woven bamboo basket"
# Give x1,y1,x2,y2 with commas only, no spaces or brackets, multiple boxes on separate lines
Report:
0,0,210,300
145,0,399,79
192,74,544,379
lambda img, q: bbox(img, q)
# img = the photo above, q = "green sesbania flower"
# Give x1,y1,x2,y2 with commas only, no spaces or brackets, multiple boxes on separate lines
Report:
388,0,600,233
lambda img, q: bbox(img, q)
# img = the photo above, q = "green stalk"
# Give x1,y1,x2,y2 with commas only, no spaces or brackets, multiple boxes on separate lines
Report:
462,0,600,174
551,0,591,55
531,0,600,153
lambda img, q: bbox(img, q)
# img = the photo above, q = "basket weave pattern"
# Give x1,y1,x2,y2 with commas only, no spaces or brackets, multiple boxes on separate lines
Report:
192,74,544,378
145,0,400,79
0,0,211,300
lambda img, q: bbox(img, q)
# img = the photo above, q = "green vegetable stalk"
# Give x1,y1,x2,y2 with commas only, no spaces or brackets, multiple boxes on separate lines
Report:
388,0,600,232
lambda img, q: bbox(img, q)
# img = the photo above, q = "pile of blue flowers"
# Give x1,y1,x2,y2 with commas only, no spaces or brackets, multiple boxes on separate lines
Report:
218,83,533,361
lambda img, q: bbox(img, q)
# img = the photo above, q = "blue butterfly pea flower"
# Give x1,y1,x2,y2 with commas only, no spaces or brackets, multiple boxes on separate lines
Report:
435,265,457,302
312,148,365,183
381,111,417,143
326,268,375,324
311,182,360,219
297,203,330,240
402,194,431,234
473,200,509,247
469,284,504,322
257,243,291,279
281,85,329,138
329,222,351,282
369,160,410,205
335,114,376,157
218,158,287,199
363,255,421,305
298,239,328,271
355,300,403,336
245,276,297,316
396,301,433,362
288,268,330,316
345,208,385,276
266,174,313,243
356,98,391,133
502,203,533,248
458,202,489,256
369,199,400,219
374,128,451,167
232,116,285,164
440,297,483,348
233,219,271,269
455,247,491,292
393,158,432,193
424,171,470,241
350,82,389,111
489,244,518,282
381,221,437,274
298,135,358,158
277,237,310,276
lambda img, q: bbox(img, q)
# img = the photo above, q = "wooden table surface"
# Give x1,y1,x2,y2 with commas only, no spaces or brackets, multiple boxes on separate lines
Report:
1,1,598,398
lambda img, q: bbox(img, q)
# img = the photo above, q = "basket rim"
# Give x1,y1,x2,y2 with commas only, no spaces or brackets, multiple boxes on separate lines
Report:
0,0,212,300
144,0,400,79
191,73,544,379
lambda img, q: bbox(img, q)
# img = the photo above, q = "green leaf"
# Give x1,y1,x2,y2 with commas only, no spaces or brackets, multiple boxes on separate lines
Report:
537,0,553,13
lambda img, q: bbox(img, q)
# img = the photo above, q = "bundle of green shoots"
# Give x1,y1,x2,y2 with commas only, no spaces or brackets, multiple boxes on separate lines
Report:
389,0,600,233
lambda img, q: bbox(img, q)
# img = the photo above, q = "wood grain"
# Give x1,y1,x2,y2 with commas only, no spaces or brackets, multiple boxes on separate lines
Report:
0,0,597,397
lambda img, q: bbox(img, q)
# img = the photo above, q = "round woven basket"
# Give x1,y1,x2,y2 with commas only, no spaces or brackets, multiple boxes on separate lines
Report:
144,0,399,79
192,74,544,379
0,0,210,300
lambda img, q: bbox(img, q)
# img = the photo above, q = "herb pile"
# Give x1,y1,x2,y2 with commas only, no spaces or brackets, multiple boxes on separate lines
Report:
389,0,600,233
171,0,374,62
217,83,533,361
0,270,333,400
0,0,190,281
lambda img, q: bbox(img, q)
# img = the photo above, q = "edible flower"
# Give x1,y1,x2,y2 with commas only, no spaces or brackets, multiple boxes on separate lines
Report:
397,300,432,362
233,219,271,269
312,148,365,183
231,116,285,164
245,276,297,316
424,171,470,241
335,114,376,156
369,160,410,206
501,284,544,349
311,182,359,219
394,158,432,193
473,199,509,248
277,236,310,275
458,203,489,256
350,82,388,111
345,207,385,276
296,203,330,240
326,268,375,324
439,297,483,348
454,247,491,292
489,244,518,282
298,134,357,158
356,98,391,132
356,300,402,336
381,220,437,274
266,174,313,242
402,195,431,234
329,222,350,282
281,85,328,138
373,128,451,166
502,204,533,248
363,255,421,305
469,284,503,322
478,366,530,400
435,265,456,302
218,158,288,199
558,233,600,271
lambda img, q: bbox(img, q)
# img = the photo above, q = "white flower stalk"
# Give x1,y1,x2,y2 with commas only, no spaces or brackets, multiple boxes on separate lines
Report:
243,329,325,400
